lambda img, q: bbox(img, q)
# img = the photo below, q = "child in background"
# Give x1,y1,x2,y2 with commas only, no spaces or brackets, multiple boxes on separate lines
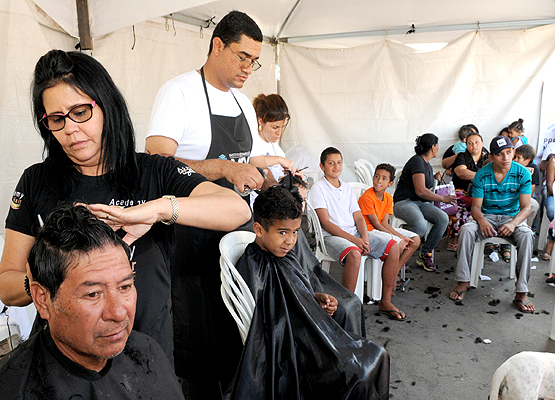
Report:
514,145,540,230
508,118,528,148
358,164,421,317
308,147,371,293
452,126,471,154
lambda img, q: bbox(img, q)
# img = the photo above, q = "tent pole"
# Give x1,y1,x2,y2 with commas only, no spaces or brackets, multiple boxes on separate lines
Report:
76,0,93,51
274,42,281,95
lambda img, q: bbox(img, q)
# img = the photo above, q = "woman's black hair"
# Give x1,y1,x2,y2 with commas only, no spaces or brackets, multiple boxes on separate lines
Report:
414,133,438,155
508,118,524,133
466,132,483,142
31,50,138,196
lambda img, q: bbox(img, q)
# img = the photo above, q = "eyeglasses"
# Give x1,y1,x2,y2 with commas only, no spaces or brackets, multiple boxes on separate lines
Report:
40,101,96,132
224,42,262,72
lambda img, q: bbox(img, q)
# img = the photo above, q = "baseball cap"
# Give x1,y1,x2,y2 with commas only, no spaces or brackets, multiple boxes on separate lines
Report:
489,136,514,155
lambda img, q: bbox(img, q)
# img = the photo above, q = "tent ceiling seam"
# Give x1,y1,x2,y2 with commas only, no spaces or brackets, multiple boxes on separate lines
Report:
280,18,555,44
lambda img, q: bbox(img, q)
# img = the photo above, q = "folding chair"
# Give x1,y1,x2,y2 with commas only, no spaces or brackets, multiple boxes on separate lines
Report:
219,231,257,344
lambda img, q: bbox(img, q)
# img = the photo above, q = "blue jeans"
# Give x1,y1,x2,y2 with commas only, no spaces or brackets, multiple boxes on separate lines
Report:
393,199,449,253
542,186,554,240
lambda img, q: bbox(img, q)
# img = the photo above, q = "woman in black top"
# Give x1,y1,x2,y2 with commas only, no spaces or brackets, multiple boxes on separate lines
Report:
393,134,455,272
0,50,251,361
446,132,489,251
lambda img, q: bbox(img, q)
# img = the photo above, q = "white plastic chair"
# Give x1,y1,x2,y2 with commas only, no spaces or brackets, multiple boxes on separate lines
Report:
305,201,367,302
356,159,376,181
347,181,370,198
468,236,517,288
353,161,373,186
219,231,257,344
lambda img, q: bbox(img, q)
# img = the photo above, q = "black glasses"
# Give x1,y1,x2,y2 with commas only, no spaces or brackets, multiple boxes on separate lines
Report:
40,101,96,132
223,42,262,72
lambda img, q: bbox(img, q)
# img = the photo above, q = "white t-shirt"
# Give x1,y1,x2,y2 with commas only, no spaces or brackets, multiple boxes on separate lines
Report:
542,142,555,161
308,178,360,237
147,70,258,161
250,133,286,181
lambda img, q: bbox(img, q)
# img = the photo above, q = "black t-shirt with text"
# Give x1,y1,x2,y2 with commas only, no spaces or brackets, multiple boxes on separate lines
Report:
6,153,206,359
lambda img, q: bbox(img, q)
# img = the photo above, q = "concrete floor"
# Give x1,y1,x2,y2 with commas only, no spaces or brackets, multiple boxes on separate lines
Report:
331,237,555,400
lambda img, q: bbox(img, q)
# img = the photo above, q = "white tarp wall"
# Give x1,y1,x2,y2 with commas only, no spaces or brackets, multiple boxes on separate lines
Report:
0,0,276,232
280,25,555,179
3,0,555,233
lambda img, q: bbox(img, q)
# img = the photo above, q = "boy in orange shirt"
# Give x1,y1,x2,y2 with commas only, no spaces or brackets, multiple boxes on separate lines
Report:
358,163,421,319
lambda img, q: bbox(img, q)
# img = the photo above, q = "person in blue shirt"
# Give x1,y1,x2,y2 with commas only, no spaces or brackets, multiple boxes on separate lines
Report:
449,136,535,313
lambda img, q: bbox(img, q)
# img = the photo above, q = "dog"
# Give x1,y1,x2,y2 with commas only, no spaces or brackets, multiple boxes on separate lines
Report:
490,351,555,400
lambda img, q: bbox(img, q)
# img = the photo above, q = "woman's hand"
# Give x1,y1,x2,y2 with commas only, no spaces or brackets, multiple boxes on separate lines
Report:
434,171,443,181
278,157,295,172
442,194,457,204
87,201,163,245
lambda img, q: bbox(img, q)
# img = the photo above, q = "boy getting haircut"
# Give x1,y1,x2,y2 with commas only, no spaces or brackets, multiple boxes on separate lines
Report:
230,185,390,399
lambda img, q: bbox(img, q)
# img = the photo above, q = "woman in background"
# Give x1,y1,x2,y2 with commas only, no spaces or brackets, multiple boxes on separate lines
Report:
249,94,295,181
393,133,455,272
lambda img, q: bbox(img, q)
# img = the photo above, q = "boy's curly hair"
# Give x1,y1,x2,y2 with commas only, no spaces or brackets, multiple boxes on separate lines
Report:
253,186,303,230
374,163,396,182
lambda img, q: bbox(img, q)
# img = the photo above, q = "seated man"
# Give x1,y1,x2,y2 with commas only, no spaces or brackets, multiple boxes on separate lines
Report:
308,147,371,293
229,186,389,399
449,136,535,313
0,205,184,399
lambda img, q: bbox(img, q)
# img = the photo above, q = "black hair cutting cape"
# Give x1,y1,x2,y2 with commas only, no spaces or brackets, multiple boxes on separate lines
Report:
226,242,390,400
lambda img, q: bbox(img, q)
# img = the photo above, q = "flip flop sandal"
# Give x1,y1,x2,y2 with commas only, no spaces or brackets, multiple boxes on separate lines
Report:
502,251,511,263
447,242,458,252
379,309,406,321
449,288,466,301
484,243,495,256
542,253,551,261
513,299,534,313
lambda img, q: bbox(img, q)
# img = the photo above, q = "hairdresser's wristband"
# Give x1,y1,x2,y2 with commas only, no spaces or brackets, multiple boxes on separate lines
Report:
161,195,179,225
24,275,31,297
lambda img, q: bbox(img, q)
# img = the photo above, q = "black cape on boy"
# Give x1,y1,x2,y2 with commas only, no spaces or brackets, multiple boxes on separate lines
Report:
227,242,390,400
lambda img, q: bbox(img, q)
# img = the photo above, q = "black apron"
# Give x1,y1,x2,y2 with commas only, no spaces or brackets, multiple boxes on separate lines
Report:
170,68,252,395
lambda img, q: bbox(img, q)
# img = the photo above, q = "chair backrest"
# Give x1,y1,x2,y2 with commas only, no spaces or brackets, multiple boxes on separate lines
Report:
353,160,373,186
219,231,257,344
357,159,376,179
305,201,330,259
347,181,371,199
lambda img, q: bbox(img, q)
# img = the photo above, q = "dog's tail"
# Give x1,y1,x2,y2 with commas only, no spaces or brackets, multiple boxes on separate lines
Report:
489,374,508,400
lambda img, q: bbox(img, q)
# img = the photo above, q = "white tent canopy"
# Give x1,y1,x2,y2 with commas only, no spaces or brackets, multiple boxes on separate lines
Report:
2,0,555,231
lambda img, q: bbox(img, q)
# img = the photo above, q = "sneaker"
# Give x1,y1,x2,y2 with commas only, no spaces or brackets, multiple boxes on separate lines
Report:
546,274,555,284
416,252,437,272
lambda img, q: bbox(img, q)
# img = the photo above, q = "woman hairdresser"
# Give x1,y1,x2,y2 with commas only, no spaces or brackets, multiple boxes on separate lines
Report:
249,93,295,181
0,50,251,361
393,133,455,273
